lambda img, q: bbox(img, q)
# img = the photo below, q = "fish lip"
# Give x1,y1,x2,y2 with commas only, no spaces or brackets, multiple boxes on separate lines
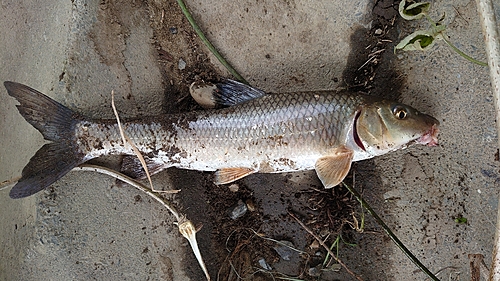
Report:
416,124,439,146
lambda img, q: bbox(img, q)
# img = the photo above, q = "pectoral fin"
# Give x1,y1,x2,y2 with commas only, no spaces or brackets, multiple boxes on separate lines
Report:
215,167,256,185
315,146,354,189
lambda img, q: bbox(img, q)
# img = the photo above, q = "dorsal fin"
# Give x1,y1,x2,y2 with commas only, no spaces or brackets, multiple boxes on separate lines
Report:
214,79,267,106
190,79,266,108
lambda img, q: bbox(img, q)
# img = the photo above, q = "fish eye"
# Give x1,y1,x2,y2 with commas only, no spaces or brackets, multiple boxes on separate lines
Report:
393,106,408,120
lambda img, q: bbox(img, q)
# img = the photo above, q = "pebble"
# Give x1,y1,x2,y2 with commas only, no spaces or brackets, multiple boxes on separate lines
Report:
309,240,320,249
258,258,272,270
273,240,295,261
178,58,186,70
245,198,256,212
228,184,239,192
308,266,321,277
229,200,247,220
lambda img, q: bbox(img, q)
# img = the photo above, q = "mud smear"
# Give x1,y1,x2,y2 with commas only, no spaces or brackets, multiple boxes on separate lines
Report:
343,1,405,100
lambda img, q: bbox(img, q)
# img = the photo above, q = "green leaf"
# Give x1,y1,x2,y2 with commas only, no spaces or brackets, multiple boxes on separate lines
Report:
454,217,468,224
395,30,439,52
399,0,431,20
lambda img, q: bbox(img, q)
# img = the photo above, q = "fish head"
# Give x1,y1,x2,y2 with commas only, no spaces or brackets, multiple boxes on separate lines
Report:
354,99,439,157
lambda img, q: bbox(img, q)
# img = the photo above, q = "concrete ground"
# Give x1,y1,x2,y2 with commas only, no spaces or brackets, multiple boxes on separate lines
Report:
0,0,498,280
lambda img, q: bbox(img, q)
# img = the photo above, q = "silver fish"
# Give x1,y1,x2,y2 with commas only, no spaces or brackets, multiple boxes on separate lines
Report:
4,80,439,198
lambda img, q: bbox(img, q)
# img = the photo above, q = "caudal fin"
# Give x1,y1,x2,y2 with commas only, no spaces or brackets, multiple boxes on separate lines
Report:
4,82,86,198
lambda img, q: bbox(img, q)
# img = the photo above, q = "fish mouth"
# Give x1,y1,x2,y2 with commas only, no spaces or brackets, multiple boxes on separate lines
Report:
416,124,439,147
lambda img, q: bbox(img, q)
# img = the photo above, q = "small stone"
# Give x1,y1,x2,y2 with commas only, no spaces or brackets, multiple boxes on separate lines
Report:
169,27,178,34
324,263,342,272
178,58,186,70
228,184,239,192
374,28,383,35
273,240,295,261
308,266,321,277
245,198,256,212
258,258,272,270
309,240,320,249
229,200,247,220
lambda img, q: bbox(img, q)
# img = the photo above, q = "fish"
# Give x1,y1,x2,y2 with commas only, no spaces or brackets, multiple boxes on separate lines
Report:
3,80,439,199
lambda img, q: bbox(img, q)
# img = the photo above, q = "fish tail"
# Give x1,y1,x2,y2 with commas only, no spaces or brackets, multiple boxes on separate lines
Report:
4,81,86,199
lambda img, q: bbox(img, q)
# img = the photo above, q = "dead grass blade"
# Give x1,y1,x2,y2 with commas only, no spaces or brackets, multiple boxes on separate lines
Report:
76,164,180,219
0,176,21,192
175,0,248,84
111,91,155,192
75,164,211,280
342,182,440,281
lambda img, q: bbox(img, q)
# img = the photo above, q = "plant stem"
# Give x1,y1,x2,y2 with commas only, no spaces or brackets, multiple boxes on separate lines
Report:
289,211,364,281
425,14,487,66
176,0,249,84
342,183,441,281
441,35,488,66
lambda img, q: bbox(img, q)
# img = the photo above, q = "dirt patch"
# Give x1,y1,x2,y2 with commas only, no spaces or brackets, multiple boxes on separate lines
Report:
343,0,405,100
147,0,221,114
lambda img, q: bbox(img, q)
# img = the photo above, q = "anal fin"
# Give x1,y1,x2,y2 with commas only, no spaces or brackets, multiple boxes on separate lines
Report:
120,155,167,179
315,146,354,189
215,167,256,185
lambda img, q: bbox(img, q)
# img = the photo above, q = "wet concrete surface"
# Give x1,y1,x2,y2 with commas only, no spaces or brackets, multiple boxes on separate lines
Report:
0,0,498,280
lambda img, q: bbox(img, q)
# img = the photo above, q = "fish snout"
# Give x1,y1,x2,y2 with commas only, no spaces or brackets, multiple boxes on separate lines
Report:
418,119,439,146
425,114,440,127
